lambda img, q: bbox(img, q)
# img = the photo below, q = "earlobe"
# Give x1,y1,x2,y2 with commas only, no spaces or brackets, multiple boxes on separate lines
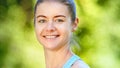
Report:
72,18,79,32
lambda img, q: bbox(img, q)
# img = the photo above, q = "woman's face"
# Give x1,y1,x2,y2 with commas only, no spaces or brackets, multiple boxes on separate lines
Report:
35,2,77,50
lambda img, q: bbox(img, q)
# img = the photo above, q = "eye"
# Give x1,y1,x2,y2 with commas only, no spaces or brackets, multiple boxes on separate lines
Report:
38,19,47,23
55,19,64,23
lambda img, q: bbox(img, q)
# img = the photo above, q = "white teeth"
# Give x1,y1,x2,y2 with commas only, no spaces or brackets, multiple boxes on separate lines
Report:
45,36,56,39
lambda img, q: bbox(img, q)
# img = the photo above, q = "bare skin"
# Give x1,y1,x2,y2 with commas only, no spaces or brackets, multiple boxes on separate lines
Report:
35,2,81,68
44,45,73,68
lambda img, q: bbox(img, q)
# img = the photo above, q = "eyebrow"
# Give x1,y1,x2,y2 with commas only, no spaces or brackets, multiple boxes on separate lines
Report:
36,15,47,18
54,15,66,18
36,15,66,18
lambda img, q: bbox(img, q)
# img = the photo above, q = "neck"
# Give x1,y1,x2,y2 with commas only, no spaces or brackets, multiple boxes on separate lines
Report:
44,45,73,68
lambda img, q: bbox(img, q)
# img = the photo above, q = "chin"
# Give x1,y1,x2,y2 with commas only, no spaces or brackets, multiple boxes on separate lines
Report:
43,44,62,51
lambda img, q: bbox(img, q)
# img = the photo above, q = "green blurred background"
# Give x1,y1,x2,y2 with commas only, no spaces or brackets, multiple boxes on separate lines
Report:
0,0,120,68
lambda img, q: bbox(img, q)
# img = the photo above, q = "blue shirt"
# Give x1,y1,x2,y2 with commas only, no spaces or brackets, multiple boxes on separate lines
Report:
63,55,90,68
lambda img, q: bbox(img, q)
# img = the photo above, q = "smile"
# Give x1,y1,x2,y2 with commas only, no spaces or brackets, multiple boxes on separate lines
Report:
43,35,60,39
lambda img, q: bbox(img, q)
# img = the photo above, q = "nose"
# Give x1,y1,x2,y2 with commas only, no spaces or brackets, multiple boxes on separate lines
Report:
46,22,56,32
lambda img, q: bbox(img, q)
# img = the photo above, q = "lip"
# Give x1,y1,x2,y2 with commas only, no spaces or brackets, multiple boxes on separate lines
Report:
43,35,60,39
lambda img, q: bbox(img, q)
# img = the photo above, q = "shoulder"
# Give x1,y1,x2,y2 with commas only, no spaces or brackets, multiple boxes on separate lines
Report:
71,60,90,68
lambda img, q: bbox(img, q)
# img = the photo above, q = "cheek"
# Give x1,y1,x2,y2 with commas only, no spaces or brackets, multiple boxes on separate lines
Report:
59,23,72,36
35,25,42,37
35,23,46,33
60,23,72,31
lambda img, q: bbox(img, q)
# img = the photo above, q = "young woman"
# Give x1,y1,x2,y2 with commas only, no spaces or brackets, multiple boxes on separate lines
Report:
34,0,90,68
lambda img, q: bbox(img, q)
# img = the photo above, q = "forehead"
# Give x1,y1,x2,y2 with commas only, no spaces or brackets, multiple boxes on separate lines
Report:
35,2,70,17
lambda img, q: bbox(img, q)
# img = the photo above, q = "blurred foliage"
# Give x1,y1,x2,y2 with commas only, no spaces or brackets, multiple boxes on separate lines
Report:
0,0,120,68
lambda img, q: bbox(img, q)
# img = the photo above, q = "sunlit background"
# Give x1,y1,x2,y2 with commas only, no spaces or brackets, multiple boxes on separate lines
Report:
0,0,120,68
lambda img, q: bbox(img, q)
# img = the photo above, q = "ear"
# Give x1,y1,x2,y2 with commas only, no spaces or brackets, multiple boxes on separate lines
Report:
72,17,79,32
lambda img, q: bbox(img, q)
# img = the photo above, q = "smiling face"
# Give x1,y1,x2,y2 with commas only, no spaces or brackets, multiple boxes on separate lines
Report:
35,2,78,50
